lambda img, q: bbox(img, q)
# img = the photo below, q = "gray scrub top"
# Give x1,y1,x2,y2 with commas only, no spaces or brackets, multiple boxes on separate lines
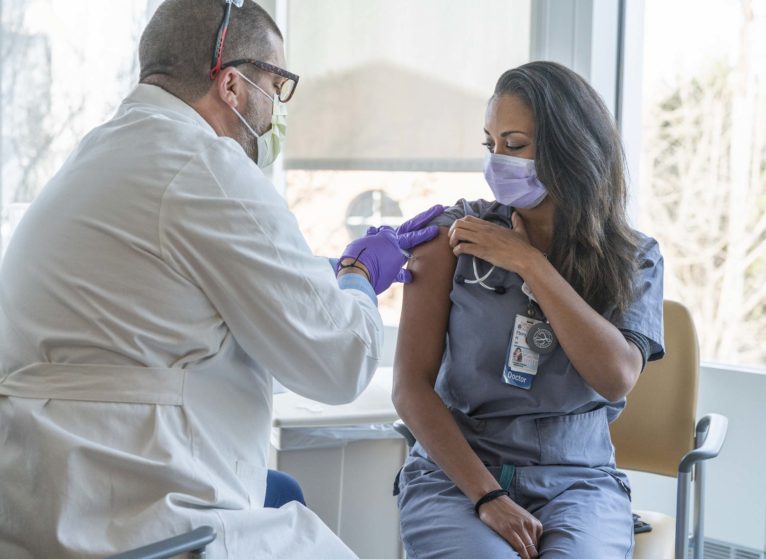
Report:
419,198,665,468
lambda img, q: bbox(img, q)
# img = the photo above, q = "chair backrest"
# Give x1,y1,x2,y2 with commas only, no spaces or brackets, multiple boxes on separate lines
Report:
610,300,700,477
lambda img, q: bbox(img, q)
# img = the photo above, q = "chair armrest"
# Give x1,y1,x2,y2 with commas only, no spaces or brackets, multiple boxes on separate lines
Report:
107,526,217,559
679,414,728,474
393,420,416,448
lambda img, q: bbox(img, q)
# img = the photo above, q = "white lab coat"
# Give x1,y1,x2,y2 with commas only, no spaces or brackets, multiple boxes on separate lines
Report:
0,84,382,558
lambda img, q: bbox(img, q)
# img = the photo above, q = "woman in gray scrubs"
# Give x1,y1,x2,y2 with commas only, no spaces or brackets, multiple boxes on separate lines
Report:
393,61,664,559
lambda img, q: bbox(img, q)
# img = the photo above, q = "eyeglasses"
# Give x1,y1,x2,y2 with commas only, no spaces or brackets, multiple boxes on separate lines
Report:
209,0,300,103
222,59,299,103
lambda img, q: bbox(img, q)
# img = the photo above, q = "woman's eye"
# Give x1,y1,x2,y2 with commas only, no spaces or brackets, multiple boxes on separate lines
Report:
482,141,526,152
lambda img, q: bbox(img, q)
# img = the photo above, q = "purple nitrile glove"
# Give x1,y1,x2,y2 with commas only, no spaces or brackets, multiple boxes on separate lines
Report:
337,204,446,294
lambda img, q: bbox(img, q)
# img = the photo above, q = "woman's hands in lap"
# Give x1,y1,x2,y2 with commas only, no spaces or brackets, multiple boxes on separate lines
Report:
478,495,543,559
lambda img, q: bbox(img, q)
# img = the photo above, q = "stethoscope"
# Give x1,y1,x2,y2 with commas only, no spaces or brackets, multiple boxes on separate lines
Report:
456,257,506,294
458,257,559,353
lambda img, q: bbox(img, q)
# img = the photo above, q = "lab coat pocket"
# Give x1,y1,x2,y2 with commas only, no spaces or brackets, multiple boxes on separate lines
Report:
235,460,268,509
535,407,614,467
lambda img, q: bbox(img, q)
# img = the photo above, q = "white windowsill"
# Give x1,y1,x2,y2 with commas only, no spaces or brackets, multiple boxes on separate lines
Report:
701,361,766,377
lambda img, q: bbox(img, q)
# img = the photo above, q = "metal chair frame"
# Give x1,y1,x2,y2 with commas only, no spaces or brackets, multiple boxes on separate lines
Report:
106,526,216,559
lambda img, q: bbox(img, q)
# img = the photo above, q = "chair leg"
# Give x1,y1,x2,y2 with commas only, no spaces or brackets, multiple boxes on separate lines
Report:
692,430,708,559
675,471,692,559
676,414,728,559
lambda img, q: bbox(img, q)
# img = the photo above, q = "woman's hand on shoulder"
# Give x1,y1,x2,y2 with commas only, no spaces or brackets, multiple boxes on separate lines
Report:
448,213,542,275
478,495,543,559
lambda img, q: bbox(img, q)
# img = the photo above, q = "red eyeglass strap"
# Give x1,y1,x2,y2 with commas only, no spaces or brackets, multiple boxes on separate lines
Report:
209,2,234,80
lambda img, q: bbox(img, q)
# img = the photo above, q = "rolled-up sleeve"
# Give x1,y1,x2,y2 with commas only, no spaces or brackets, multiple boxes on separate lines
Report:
613,236,665,361
158,140,382,404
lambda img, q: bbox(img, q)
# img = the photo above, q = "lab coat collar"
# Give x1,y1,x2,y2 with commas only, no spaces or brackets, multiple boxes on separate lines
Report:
122,84,217,136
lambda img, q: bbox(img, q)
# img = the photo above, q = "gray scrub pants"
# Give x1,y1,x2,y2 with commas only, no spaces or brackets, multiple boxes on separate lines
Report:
397,461,634,559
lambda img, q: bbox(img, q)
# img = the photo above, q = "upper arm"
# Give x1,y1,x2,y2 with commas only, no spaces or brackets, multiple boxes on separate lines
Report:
393,228,456,399
160,154,382,404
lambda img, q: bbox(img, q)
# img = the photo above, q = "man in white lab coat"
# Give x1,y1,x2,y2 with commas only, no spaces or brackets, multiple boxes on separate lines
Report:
0,1,441,557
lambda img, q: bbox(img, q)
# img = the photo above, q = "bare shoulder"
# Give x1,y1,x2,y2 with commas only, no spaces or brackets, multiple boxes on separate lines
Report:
398,227,456,348
405,227,456,292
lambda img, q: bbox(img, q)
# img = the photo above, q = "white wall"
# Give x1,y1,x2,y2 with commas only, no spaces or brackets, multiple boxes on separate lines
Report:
627,365,766,551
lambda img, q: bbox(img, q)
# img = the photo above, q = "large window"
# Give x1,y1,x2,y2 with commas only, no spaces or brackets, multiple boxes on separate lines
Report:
284,0,532,323
0,0,155,253
638,0,766,368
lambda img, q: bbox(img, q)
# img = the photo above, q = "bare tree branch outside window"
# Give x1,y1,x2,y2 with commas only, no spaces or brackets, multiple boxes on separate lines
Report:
641,0,766,367
1,0,150,253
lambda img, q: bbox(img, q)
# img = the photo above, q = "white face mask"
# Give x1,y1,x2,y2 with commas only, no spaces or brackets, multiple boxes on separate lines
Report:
230,70,287,168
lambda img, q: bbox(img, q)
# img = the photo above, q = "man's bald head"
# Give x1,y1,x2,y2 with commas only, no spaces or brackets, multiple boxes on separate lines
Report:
139,0,283,102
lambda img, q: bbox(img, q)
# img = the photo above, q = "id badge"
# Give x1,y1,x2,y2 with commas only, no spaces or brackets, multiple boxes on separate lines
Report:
503,314,542,390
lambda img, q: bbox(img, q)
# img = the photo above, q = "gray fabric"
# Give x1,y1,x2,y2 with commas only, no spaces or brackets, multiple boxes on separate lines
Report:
397,198,662,557
427,198,664,437
398,461,634,559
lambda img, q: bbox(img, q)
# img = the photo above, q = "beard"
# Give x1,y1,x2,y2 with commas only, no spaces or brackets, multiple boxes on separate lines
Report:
239,101,262,164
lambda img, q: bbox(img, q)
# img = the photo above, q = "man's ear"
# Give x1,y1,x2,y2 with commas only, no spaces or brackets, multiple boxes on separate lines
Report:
216,67,243,109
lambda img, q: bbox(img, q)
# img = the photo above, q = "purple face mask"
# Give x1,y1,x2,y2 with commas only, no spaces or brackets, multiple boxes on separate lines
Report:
483,152,548,209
